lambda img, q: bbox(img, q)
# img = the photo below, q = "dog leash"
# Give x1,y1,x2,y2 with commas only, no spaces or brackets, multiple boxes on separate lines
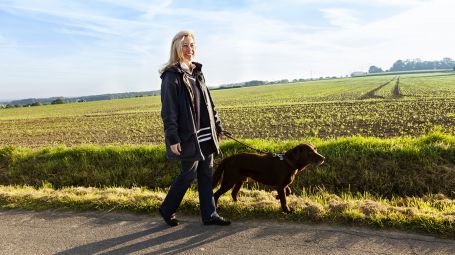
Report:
222,131,273,155
221,131,300,170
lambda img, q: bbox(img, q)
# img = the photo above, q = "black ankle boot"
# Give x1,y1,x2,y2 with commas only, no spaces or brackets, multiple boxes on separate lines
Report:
158,208,179,227
203,216,231,226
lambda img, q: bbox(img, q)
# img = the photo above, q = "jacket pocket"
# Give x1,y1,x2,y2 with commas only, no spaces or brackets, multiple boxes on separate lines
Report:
179,133,198,160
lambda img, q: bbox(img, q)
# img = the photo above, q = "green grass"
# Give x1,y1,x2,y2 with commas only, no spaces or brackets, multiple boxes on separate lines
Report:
1,131,454,197
0,96,160,121
1,71,454,237
400,73,455,98
1,184,454,238
1,72,455,147
211,75,393,106
1,72,452,122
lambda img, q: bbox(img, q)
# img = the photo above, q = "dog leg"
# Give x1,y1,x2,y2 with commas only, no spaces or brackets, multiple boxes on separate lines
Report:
231,181,244,202
277,187,293,213
214,184,235,207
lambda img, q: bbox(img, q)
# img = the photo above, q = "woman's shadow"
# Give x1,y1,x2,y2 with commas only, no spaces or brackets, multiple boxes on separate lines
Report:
55,218,246,255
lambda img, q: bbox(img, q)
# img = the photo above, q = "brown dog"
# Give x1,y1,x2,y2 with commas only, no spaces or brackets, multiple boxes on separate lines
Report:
212,144,325,213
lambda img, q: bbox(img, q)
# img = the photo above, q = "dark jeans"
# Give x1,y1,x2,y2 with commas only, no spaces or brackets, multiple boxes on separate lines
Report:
159,154,219,222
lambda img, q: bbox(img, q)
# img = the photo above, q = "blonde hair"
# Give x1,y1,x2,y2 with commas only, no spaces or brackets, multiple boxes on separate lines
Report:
159,30,195,74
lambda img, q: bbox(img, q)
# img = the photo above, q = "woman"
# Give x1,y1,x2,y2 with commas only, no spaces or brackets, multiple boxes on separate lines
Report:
158,30,230,226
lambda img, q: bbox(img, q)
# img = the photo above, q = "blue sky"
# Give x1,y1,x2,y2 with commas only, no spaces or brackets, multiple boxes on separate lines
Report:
0,0,454,101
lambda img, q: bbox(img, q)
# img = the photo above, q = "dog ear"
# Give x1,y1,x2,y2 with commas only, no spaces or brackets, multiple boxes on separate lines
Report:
285,145,302,162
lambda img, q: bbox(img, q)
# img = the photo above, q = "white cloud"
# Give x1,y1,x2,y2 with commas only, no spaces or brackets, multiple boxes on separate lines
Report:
141,0,173,18
348,0,426,6
1,2,146,36
320,8,359,29
317,0,455,69
1,0,454,100
198,0,455,84
272,0,426,6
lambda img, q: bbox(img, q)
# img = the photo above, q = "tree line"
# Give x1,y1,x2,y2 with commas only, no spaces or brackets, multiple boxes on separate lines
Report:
369,57,455,73
1,91,160,108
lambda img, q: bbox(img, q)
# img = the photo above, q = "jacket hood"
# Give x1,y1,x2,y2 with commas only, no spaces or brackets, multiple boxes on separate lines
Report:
160,62,203,79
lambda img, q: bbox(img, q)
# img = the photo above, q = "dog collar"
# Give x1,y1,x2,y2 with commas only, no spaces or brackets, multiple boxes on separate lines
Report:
275,153,299,170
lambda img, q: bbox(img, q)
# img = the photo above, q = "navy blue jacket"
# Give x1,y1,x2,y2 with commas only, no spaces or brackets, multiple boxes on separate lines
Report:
160,62,223,161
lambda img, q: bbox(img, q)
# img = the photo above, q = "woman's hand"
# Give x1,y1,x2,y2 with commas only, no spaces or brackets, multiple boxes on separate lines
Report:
219,130,229,140
170,143,181,155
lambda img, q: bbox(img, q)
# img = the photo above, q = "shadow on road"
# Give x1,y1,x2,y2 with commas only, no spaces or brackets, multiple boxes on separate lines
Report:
3,209,455,254
55,219,247,255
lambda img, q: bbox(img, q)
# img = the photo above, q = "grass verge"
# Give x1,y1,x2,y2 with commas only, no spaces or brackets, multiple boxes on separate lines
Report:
1,130,454,197
1,184,454,238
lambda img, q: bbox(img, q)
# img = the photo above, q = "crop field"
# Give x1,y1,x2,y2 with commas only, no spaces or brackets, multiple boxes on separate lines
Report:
1,71,455,236
0,72,454,148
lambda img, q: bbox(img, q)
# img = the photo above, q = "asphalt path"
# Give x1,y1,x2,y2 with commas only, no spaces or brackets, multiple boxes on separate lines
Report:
1,210,455,255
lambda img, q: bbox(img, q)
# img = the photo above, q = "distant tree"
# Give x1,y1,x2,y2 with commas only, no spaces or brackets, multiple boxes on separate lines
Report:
351,72,367,77
51,98,65,104
390,60,406,71
442,57,453,68
244,80,266,86
389,58,455,72
453,65,455,71
368,65,384,73
30,102,42,107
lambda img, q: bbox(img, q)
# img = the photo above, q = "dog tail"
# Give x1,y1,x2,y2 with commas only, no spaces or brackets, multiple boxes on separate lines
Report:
212,160,225,188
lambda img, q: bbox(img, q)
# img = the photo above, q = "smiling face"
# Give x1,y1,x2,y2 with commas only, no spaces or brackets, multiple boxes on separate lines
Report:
180,35,195,64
